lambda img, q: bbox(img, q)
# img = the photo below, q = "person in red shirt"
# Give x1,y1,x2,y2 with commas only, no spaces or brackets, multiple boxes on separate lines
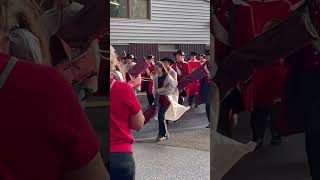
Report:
0,54,108,180
109,46,145,180
153,61,177,141
0,1,108,179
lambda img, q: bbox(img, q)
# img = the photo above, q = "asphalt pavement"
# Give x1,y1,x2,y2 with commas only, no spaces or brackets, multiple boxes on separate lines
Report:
221,134,311,180
219,112,311,180
84,95,312,180
133,94,210,180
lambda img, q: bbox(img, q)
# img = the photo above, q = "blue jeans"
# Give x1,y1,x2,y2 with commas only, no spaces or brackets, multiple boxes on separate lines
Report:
109,152,135,180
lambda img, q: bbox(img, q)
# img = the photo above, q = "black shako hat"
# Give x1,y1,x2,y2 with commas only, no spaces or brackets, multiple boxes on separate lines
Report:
190,52,198,56
147,55,155,59
125,54,135,59
204,49,210,56
160,57,175,65
174,50,186,56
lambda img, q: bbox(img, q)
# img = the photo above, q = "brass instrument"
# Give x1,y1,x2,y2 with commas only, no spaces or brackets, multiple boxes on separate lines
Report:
142,71,157,82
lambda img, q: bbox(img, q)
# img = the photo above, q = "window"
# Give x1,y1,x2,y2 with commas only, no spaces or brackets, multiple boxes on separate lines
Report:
110,0,128,18
158,44,178,52
110,0,150,19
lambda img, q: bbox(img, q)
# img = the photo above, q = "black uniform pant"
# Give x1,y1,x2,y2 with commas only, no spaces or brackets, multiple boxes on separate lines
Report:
146,93,154,106
188,96,195,106
250,104,280,142
206,103,210,123
290,69,320,179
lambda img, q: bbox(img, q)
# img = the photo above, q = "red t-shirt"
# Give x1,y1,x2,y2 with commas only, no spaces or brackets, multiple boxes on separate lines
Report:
110,79,142,153
0,53,100,180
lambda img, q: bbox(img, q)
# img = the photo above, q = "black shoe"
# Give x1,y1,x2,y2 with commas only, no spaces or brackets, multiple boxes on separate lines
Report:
206,124,210,128
271,136,282,145
156,136,167,142
255,139,264,150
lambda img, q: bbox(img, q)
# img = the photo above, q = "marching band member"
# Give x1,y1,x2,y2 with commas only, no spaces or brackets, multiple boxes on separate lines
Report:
249,59,286,148
187,52,201,108
160,57,178,81
287,43,320,179
172,50,190,105
199,50,212,128
123,54,142,94
144,55,156,106
189,52,199,62
199,53,207,64
123,54,136,80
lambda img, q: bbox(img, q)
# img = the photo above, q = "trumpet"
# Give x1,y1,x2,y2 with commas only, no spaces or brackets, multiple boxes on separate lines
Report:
141,77,153,82
142,71,157,82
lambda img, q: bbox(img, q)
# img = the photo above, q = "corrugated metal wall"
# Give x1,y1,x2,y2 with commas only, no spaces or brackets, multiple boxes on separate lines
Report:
110,0,210,45
127,43,207,60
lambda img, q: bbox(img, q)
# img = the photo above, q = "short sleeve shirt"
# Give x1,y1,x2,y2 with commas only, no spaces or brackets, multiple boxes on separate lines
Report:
0,53,100,180
110,79,142,152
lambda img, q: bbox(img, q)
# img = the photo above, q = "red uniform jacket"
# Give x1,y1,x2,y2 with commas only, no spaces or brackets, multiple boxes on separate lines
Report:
172,61,191,96
241,60,287,111
187,61,201,96
145,64,155,94
172,61,190,81
234,0,293,48
252,61,288,108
